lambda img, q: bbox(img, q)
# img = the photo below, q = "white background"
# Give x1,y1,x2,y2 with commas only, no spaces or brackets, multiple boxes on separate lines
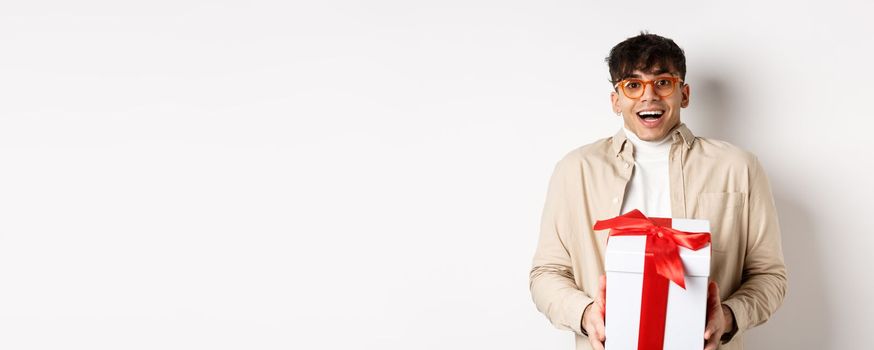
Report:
1,1,872,349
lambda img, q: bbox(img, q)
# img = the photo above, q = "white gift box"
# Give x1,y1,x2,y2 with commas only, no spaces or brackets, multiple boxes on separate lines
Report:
604,218,711,350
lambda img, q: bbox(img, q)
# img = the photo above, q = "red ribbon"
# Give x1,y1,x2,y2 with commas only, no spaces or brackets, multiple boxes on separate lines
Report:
594,210,710,350
594,209,710,289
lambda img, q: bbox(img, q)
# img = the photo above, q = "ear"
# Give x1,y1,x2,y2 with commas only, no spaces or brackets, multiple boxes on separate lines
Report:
610,91,620,114
680,84,690,108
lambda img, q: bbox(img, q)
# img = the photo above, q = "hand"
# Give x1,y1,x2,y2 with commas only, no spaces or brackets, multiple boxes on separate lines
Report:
581,275,607,350
704,281,734,350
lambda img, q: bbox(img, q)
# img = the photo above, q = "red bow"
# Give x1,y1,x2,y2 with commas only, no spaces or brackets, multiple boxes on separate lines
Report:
594,210,710,289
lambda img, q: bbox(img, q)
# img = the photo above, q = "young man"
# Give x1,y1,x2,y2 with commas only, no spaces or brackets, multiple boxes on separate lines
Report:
529,33,787,350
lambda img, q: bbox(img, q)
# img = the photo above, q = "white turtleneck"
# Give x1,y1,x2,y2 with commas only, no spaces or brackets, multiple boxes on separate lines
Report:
620,127,672,218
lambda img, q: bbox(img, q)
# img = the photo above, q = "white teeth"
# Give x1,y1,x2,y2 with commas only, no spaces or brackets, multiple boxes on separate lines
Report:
638,110,664,116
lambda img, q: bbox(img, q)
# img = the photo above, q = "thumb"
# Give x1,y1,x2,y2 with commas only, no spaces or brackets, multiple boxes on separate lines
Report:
708,281,720,304
599,274,607,299
704,323,714,340
599,275,607,317
704,314,718,340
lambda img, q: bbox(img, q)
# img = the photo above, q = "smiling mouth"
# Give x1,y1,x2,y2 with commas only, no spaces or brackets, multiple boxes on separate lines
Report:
637,110,664,121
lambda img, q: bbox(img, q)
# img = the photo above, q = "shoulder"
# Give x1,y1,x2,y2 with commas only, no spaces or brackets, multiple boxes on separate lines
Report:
691,136,762,173
693,137,758,163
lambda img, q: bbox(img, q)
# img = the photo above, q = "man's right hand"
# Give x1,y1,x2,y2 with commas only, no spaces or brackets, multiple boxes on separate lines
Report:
582,275,607,350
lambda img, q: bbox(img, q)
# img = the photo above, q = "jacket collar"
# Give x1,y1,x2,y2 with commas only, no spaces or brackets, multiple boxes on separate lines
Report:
611,123,696,156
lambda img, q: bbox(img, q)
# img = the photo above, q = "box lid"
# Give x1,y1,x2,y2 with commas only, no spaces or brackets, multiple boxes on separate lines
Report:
604,218,711,277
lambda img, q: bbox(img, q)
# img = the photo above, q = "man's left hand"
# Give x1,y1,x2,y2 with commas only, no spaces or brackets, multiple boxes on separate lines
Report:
704,281,734,350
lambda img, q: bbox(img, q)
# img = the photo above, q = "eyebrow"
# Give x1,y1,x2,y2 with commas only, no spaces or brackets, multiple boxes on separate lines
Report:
650,67,672,75
625,68,676,80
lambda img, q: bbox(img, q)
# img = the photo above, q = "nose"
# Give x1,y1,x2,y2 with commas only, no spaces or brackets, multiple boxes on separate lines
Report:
639,82,660,102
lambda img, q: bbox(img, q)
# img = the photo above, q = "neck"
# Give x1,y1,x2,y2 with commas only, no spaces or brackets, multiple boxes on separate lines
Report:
623,127,672,156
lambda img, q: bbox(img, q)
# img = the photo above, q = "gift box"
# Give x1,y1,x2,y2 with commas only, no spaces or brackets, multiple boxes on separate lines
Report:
597,210,711,350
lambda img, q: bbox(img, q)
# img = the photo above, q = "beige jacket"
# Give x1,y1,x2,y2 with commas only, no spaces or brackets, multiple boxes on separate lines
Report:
529,124,787,350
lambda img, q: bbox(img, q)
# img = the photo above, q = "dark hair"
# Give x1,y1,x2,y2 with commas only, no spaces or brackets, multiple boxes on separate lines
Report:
606,32,686,85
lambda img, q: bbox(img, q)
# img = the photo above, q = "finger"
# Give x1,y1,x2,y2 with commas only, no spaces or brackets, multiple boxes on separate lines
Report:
707,281,713,298
708,281,720,304
595,318,606,342
593,339,605,350
599,275,607,318
704,317,716,340
588,331,605,350
704,282,722,348
599,274,607,299
599,275,607,306
600,302,606,320
704,336,718,350
706,282,720,325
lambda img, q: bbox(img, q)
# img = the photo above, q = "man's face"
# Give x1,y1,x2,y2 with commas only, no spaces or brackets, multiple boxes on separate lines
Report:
610,69,690,141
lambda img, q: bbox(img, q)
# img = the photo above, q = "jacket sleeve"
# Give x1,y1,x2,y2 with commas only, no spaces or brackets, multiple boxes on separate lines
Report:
722,156,788,340
529,159,592,336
